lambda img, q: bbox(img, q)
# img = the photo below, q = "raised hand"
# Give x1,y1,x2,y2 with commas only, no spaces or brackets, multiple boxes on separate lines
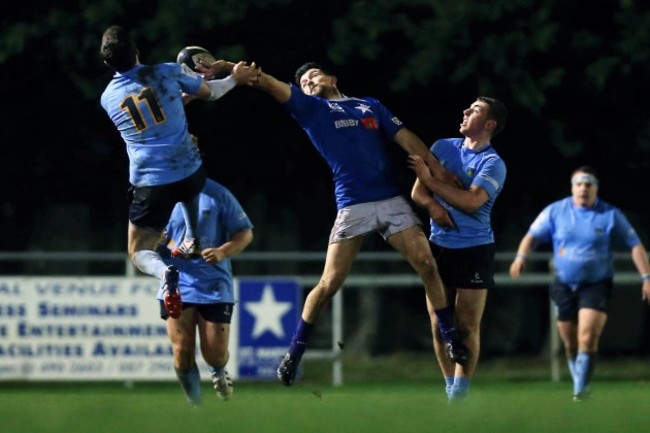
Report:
195,58,234,80
232,61,261,86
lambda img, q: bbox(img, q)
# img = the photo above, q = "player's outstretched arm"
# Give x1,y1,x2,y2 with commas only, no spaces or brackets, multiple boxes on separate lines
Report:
231,61,261,86
252,71,292,103
195,59,236,79
394,128,462,187
191,61,259,101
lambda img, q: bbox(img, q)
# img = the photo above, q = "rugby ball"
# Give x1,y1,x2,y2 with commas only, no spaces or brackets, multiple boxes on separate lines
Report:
176,46,216,70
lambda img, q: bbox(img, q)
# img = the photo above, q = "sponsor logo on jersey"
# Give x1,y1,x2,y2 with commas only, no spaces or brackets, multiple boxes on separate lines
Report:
334,119,359,128
391,116,403,126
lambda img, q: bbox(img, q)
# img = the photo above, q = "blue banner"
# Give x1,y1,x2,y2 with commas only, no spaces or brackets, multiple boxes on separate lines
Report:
236,279,301,380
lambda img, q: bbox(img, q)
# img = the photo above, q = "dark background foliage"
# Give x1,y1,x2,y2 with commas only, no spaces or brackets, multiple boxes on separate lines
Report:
1,0,649,254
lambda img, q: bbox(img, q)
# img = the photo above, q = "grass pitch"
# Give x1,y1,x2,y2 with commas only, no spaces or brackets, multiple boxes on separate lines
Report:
2,356,648,433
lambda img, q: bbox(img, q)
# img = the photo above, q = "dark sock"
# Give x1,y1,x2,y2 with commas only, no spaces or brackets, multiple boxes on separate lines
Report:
288,319,313,358
434,306,456,343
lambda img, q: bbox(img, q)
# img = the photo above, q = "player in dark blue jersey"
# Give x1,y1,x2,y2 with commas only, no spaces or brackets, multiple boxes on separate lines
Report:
510,166,650,401
99,25,258,319
197,60,468,386
410,97,508,402
157,178,253,406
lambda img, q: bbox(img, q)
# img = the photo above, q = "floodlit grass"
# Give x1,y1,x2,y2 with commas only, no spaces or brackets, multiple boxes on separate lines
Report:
2,355,648,433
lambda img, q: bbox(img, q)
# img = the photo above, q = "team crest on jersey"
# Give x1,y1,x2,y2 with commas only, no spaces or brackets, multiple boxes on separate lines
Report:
361,117,378,129
328,102,345,113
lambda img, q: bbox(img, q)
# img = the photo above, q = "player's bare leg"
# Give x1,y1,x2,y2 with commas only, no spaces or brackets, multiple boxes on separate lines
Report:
277,237,364,386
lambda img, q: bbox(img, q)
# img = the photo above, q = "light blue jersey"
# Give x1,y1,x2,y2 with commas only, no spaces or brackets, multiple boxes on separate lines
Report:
284,84,405,209
100,63,204,187
156,180,254,303
528,197,641,285
429,138,506,248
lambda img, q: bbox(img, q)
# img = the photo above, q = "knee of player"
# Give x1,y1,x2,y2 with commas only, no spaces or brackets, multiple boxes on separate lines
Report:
578,332,601,350
456,323,480,340
414,256,440,279
206,352,229,368
174,348,196,369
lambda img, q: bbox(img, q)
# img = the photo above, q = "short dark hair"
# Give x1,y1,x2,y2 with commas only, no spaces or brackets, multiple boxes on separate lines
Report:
100,25,137,72
294,61,332,85
572,165,598,178
477,96,508,137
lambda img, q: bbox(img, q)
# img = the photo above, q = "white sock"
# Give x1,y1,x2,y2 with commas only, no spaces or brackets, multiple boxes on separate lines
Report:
132,250,168,280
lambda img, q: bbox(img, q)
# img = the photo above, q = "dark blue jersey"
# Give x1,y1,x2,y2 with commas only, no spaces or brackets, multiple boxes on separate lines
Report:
101,63,204,187
284,84,405,209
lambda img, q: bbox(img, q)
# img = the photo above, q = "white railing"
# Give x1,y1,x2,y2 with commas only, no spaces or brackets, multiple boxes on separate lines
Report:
0,251,643,385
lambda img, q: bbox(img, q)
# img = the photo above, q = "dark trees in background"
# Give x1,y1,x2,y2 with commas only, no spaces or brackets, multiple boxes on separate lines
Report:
1,0,648,252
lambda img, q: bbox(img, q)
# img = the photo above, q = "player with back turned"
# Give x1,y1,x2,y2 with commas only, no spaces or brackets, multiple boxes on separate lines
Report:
99,25,258,319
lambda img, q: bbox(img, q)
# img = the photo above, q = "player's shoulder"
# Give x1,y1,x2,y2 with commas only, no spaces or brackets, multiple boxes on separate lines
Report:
203,179,234,198
138,62,190,81
346,95,383,107
548,197,572,212
485,143,503,157
355,95,378,102
595,198,618,213
158,61,182,70
483,147,506,169
433,137,463,149
155,61,185,76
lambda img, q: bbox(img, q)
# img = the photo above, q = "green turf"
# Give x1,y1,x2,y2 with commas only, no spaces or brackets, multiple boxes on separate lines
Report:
2,355,648,433
2,378,648,433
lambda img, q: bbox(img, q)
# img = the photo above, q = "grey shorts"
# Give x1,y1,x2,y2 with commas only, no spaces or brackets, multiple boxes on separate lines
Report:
328,196,422,243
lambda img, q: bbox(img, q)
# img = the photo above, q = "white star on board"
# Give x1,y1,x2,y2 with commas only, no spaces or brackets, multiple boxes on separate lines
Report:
244,284,293,339
355,103,373,114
